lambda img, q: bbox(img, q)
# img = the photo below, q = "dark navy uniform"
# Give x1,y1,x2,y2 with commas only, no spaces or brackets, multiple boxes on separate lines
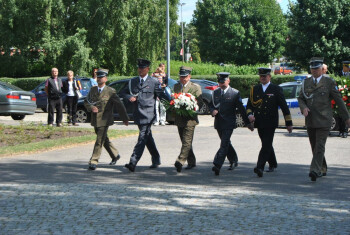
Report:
246,68,292,175
119,58,170,171
209,84,250,171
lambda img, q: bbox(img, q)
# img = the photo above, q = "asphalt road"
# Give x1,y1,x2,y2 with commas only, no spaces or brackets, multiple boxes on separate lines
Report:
1,110,350,234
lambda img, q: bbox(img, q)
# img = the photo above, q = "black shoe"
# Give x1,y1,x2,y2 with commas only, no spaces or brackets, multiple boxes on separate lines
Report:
254,167,263,177
309,171,322,181
88,164,97,170
149,164,160,169
109,155,121,165
212,166,220,176
185,164,196,170
322,172,327,176
124,163,135,172
174,161,182,173
228,162,237,170
265,166,275,172
342,132,348,138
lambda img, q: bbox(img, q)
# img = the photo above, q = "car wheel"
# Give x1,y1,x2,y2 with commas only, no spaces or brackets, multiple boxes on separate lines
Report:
330,116,339,131
76,107,90,123
11,114,26,120
199,101,209,115
235,113,245,127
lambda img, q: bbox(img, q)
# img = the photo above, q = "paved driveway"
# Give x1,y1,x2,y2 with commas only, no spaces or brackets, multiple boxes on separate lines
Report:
1,112,350,234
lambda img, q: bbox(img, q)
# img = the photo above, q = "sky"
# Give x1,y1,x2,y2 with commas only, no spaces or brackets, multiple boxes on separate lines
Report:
177,0,292,24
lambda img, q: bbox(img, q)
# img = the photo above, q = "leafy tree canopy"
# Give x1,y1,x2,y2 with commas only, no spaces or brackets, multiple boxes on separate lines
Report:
192,0,287,65
286,0,350,72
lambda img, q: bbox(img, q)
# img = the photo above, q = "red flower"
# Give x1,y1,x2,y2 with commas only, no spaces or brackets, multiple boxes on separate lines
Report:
331,100,336,104
347,103,350,107
343,96,348,101
170,100,175,106
185,93,192,98
331,104,334,109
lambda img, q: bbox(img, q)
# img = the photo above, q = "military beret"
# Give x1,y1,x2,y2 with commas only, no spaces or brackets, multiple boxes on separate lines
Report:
96,68,109,78
216,72,230,83
137,58,151,68
309,57,324,69
179,66,192,76
258,67,271,75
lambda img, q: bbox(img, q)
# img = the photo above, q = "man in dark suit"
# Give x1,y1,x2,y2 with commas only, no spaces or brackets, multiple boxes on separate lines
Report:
246,68,293,177
337,61,350,138
120,58,170,172
209,72,254,176
173,66,203,173
298,58,350,181
84,69,129,171
45,67,63,127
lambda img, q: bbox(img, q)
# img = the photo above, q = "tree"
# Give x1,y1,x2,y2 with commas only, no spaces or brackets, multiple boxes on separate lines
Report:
192,0,288,65
286,0,350,72
0,0,179,77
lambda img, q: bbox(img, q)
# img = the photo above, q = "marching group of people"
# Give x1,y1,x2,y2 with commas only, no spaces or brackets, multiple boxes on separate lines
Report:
46,57,350,182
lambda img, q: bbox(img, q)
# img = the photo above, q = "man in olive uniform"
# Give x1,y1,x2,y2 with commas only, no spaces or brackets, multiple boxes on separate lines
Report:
84,69,129,170
246,68,293,177
174,66,203,173
120,58,170,172
209,72,254,176
298,58,350,181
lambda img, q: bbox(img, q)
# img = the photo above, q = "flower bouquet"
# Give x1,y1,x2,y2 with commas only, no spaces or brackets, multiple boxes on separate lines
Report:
332,78,350,115
163,92,199,118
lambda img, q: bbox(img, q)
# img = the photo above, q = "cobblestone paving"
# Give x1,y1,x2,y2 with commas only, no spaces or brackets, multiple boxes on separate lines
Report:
1,183,349,234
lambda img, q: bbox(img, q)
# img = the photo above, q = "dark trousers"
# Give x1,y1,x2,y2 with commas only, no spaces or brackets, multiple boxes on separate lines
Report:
257,127,277,170
130,124,160,166
176,125,196,165
66,96,78,124
213,129,237,168
307,127,328,174
47,98,63,125
89,126,119,165
338,116,348,134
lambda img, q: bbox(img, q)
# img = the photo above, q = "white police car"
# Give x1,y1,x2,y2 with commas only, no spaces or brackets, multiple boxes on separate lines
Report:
236,75,339,130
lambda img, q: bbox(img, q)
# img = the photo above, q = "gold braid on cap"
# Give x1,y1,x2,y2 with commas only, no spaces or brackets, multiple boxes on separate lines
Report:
249,86,263,107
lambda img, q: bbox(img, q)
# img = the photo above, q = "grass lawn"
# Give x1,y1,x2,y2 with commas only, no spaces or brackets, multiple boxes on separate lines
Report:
0,123,138,157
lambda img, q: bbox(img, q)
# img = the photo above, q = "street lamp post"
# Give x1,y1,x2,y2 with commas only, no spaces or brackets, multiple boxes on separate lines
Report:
180,2,186,63
166,0,170,78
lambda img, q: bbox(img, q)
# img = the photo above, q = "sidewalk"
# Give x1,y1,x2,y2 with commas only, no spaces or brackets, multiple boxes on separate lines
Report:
1,114,350,234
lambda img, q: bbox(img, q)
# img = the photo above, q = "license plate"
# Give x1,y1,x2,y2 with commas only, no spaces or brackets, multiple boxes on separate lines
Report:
20,95,31,100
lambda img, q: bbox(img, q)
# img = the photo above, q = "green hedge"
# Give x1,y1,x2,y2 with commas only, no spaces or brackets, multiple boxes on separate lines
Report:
0,74,296,98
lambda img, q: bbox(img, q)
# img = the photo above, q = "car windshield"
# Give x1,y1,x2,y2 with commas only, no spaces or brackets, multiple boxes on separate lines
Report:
109,80,128,93
80,79,93,90
281,85,295,99
0,81,23,91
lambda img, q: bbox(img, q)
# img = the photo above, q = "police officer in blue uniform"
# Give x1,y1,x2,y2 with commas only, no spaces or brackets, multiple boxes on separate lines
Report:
120,58,170,172
246,68,293,177
209,72,254,176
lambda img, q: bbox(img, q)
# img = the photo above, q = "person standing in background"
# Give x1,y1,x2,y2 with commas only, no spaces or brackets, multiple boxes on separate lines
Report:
62,70,81,126
45,67,63,127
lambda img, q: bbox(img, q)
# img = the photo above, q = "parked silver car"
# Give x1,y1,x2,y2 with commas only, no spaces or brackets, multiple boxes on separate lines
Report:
0,81,37,120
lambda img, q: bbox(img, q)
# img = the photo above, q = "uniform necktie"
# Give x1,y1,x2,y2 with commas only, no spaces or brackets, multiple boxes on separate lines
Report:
314,78,317,85
221,89,224,98
98,88,101,94
140,79,144,87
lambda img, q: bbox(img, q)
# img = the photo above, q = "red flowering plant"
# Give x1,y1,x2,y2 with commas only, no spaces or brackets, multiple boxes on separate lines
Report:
332,78,350,115
162,91,199,118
